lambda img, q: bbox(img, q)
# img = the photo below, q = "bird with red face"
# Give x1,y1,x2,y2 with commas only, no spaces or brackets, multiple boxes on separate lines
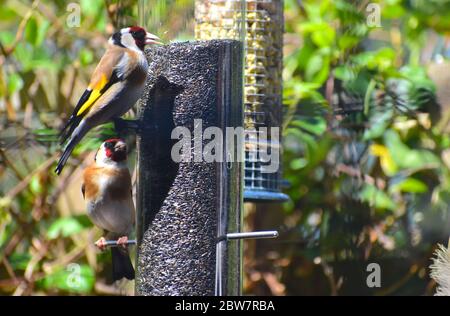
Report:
82,138,135,281
55,26,161,175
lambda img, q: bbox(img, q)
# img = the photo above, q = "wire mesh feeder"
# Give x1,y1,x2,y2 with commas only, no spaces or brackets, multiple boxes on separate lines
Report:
195,0,288,202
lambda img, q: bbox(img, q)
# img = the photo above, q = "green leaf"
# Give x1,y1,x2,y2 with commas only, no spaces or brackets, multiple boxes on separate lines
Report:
390,178,428,193
9,253,31,270
7,73,24,94
40,264,95,294
383,4,406,19
47,215,93,239
81,0,103,16
305,54,323,81
305,53,330,84
338,34,360,50
334,65,355,81
399,66,435,92
363,109,393,140
290,117,327,135
384,129,440,170
79,48,94,66
30,175,42,194
35,20,51,47
364,79,377,116
311,25,335,48
301,22,335,47
33,128,59,142
25,17,38,46
353,48,396,73
343,68,371,95
359,184,396,211
290,158,308,170
0,7,18,21
0,31,15,46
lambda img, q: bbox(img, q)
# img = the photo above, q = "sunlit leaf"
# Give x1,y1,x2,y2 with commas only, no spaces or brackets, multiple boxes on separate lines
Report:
79,48,94,66
30,175,43,194
0,31,15,46
290,158,308,170
363,109,393,140
359,184,396,211
370,144,398,175
0,7,18,21
364,79,377,115
382,4,406,19
384,129,440,170
47,215,92,239
334,65,354,81
36,20,51,47
390,178,428,193
25,17,38,46
338,34,360,50
290,117,327,135
7,73,24,94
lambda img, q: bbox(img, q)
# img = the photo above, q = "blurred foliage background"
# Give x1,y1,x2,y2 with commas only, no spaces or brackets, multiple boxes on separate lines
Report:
247,0,450,296
1,0,450,295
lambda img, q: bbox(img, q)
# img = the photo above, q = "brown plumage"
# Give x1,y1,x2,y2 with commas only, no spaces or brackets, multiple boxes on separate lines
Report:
83,166,132,201
55,26,161,175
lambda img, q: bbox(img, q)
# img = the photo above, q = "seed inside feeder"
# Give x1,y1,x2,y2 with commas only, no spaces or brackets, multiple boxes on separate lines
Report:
195,0,286,200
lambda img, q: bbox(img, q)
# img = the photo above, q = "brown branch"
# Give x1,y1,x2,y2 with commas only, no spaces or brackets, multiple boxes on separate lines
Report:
1,0,40,57
2,231,24,258
2,257,17,280
4,152,58,200
0,148,25,181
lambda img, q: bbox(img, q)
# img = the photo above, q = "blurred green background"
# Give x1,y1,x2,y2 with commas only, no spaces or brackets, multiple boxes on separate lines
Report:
1,0,450,295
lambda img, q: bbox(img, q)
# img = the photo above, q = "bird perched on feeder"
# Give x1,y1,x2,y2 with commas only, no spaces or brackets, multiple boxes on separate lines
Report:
82,138,135,281
55,26,162,175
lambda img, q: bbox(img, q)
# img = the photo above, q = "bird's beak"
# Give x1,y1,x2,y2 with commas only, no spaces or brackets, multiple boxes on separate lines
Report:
145,32,163,45
114,142,127,152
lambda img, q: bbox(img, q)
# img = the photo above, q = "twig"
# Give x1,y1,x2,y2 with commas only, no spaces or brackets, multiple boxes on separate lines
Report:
4,153,58,200
2,257,17,280
0,148,25,181
1,0,40,57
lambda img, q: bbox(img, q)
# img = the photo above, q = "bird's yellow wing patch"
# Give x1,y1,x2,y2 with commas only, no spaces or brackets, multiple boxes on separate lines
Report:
76,74,109,116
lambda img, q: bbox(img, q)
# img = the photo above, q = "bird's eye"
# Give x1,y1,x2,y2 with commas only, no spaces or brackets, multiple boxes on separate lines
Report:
131,29,145,38
104,142,114,149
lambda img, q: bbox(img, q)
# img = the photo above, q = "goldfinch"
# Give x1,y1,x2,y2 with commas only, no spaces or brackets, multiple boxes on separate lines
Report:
55,26,161,175
82,138,135,281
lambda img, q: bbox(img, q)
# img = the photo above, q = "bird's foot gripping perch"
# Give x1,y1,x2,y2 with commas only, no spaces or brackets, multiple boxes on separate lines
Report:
95,237,107,251
116,236,128,249
94,237,136,250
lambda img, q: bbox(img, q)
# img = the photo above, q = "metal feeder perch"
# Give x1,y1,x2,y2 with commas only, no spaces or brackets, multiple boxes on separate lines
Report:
196,0,289,202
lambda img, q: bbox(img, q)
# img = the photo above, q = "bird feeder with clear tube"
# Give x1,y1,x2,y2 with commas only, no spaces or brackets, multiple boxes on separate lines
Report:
136,0,284,296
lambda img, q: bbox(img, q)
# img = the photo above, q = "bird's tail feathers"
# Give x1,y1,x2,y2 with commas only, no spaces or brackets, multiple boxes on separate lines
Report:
55,122,88,175
111,247,135,281
60,115,83,145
